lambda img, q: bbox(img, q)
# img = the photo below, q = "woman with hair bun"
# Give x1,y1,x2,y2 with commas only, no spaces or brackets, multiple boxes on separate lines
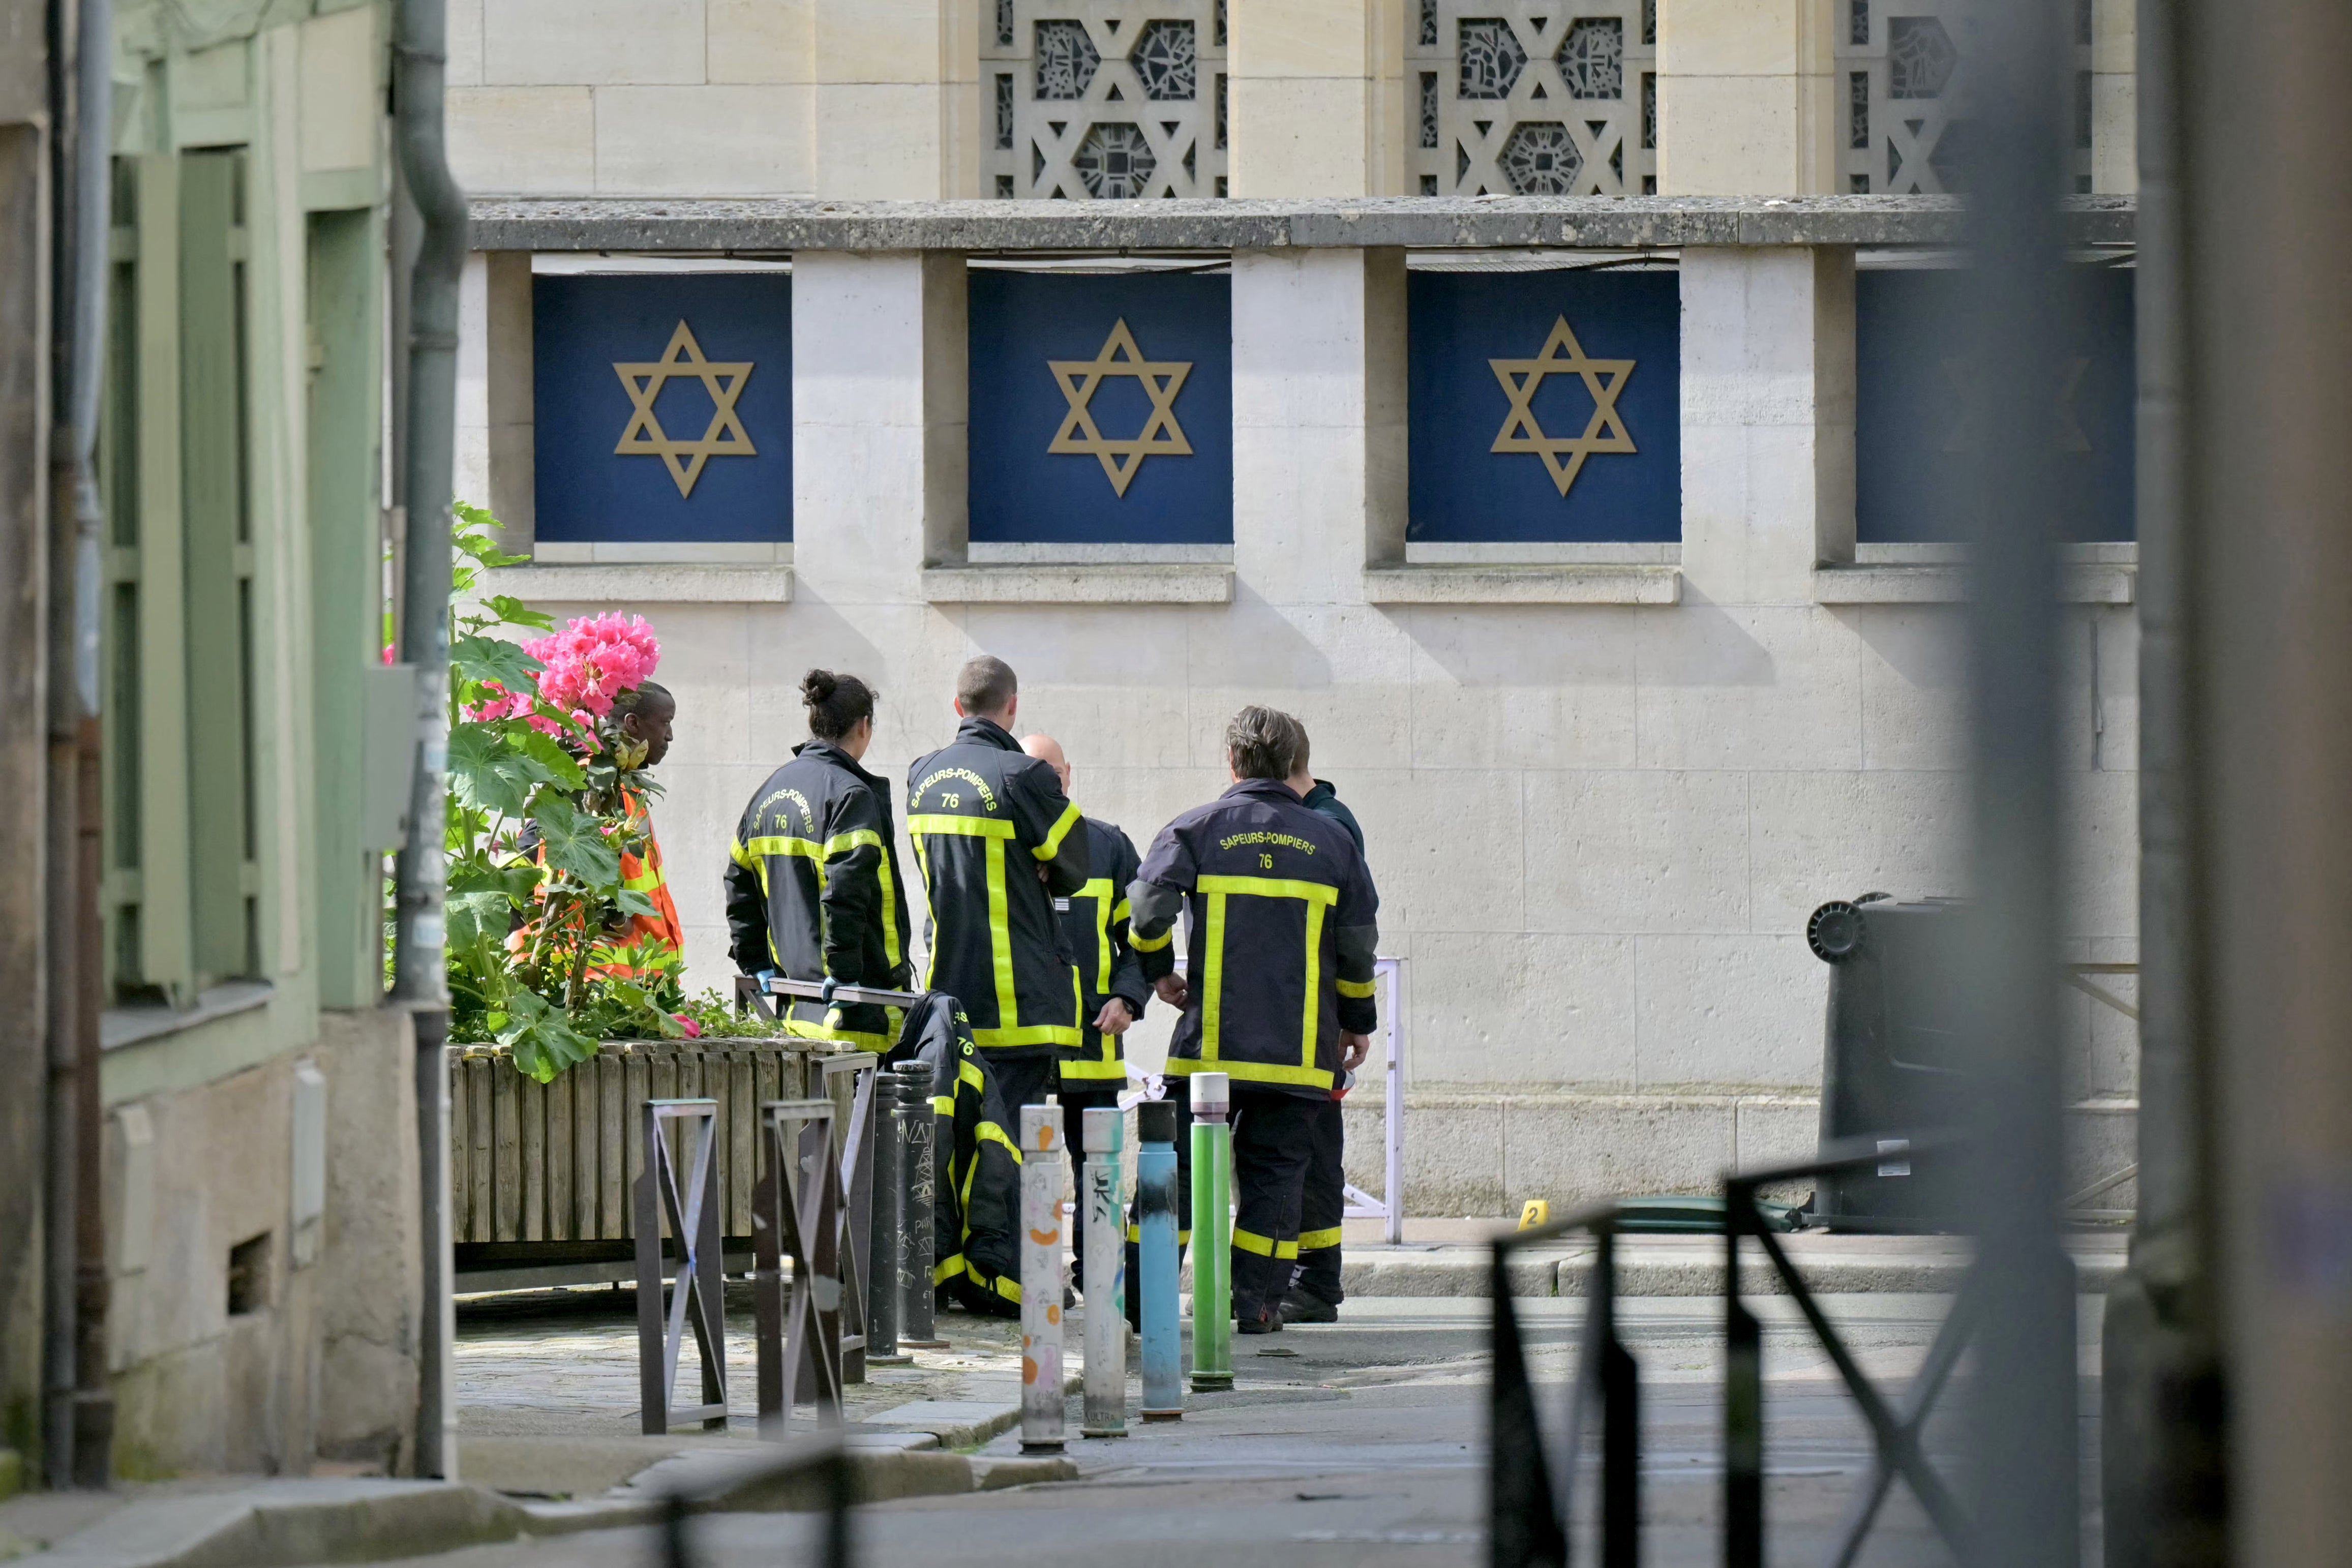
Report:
723,669,914,1048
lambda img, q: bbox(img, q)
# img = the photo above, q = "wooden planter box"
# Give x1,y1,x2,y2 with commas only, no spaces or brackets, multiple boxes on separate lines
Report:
448,1037,823,1291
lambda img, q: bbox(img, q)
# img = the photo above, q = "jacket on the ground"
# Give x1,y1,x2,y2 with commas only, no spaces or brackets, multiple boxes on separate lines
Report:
1128,778,1380,1099
725,741,914,1049
884,991,1023,1315
904,716,1090,1059
1054,816,1152,1083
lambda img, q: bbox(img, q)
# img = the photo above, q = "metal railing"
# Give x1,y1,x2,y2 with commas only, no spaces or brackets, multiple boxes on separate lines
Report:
1341,956,1409,1245
634,1099,729,1434
1722,1134,1977,1568
1489,1203,1640,1568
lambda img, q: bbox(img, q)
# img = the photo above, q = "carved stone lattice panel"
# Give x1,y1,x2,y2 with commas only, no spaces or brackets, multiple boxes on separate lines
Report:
1408,3,1656,197
1837,1,2096,193
983,2,1227,199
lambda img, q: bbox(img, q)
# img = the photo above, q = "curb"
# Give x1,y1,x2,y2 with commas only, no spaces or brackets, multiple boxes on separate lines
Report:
25,1381,1087,1568
1339,1246,2125,1299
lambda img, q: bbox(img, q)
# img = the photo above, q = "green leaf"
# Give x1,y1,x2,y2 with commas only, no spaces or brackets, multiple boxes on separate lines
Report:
513,727,587,790
485,594,556,632
446,888,518,954
613,886,659,919
447,725,537,817
530,797,621,887
453,505,530,568
451,635,544,696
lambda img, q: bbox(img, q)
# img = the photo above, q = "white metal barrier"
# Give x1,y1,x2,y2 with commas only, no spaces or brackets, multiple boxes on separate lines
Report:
1341,957,1407,1245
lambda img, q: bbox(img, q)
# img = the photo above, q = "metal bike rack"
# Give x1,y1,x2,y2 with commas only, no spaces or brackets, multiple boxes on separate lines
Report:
1723,1134,1975,1568
752,1097,843,1434
635,1098,728,1435
1488,1203,1639,1568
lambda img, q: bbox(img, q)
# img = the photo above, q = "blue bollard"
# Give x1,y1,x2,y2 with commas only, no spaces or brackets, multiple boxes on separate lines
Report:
1137,1098,1183,1421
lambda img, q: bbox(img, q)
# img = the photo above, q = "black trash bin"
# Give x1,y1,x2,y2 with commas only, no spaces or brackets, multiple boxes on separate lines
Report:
1806,894,1971,1229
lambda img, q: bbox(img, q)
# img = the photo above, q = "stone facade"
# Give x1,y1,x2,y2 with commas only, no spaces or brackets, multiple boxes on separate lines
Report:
462,223,2140,1215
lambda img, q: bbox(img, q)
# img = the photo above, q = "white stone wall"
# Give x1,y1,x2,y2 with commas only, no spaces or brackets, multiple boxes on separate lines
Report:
474,243,2142,1212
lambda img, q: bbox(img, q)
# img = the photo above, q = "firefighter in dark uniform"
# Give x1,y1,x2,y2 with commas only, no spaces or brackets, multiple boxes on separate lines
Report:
1279,720,1372,1323
724,670,913,1048
1128,706,1379,1334
906,656,1091,1128
1020,733,1151,1296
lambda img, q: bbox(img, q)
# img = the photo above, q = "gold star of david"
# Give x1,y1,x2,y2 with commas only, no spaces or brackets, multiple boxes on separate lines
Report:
1940,355,2094,454
1490,315,1637,497
613,320,756,498
1047,318,1193,497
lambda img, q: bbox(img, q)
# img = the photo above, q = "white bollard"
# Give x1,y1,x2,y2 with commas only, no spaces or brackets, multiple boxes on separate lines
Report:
1080,1106,1128,1437
1018,1103,1067,1453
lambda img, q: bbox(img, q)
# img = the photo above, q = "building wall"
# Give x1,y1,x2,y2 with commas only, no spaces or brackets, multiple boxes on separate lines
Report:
446,1,2139,200
469,240,2142,1214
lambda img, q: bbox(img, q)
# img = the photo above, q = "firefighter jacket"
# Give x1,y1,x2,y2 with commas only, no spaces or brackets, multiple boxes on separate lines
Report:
905,716,1091,1060
724,741,914,1050
884,991,1023,1315
1128,777,1380,1099
1300,778,1366,855
1054,816,1153,1084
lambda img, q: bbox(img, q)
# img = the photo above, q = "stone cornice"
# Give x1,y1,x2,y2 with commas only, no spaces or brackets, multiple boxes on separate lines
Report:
469,195,2136,255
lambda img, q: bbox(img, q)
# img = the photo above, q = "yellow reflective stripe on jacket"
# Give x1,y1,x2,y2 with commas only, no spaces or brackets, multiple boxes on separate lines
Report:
1033,801,1081,862
1196,874,1340,906
985,835,1019,1035
1297,1225,1344,1251
1079,877,1115,993
1129,925,1172,952
1299,896,1326,1069
781,1008,900,1053
976,1120,1023,1164
1163,1057,1335,1091
1060,1054,1126,1080
730,836,761,871
1127,1224,1193,1244
622,862,665,893
933,1253,967,1285
1201,891,1228,1060
1232,1226,1300,1260
744,833,824,861
823,827,904,971
971,1023,1082,1049
907,813,1016,839
1336,976,1377,1000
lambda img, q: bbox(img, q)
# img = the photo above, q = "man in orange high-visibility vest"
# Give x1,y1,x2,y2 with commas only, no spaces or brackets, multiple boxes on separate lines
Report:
597,683,685,976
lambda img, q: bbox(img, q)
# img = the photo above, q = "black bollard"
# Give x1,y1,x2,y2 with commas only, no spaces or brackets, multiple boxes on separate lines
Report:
898,1063,946,1347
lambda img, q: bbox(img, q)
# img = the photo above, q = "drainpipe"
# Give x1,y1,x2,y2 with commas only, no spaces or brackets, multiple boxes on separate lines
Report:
388,0,468,1481
2100,0,2227,1560
43,0,113,1492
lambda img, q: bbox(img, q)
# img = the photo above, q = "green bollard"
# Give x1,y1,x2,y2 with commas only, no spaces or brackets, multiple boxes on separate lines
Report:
1189,1072,1233,1393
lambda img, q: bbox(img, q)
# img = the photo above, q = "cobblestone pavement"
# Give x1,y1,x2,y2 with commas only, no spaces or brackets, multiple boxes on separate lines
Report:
456,1284,1030,1441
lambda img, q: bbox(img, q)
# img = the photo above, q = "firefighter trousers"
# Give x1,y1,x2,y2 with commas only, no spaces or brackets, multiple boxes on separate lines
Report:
1292,1094,1346,1307
990,1056,1120,1295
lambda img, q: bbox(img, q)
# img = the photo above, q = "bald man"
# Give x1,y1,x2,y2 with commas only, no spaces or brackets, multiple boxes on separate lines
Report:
1022,734,1154,1300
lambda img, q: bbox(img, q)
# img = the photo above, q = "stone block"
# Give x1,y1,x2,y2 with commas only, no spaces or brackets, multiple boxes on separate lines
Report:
1635,605,1864,771
1523,768,1752,936
1657,0,1820,77
2057,604,2139,773
1734,1094,1820,1170
2063,767,2137,943
1633,932,1823,1088
447,86,596,195
483,0,707,87
594,86,813,195
1656,75,1825,197
813,84,959,197
2066,1098,2138,1212
1401,932,1638,1087
814,0,968,86
1851,605,1969,771
1349,1097,1505,1216
1183,604,1413,768
447,0,484,87
1329,768,1523,935
1501,1095,1740,1209
1229,0,1383,78
1228,77,1380,200
709,0,816,85
1401,606,1641,770
1746,768,1970,932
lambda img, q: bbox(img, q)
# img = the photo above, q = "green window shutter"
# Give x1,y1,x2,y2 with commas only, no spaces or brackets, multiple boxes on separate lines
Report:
178,148,259,988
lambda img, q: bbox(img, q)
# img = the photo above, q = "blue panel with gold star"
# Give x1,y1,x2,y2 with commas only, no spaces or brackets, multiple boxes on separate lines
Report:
534,272,792,542
1857,265,2133,542
1408,269,1680,544
967,270,1231,544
